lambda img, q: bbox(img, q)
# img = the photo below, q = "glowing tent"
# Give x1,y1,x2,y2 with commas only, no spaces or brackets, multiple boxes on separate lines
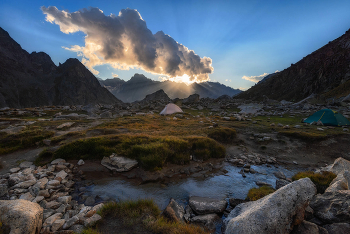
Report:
160,103,183,115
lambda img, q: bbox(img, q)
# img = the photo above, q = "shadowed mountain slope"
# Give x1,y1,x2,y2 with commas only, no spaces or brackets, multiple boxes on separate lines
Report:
236,28,350,102
0,27,121,108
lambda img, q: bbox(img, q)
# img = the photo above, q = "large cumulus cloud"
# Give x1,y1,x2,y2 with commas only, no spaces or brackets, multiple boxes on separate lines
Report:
41,6,213,82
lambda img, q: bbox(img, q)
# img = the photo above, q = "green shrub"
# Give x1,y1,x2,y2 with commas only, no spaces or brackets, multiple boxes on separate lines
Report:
292,171,336,193
207,127,236,143
246,186,275,201
34,149,54,166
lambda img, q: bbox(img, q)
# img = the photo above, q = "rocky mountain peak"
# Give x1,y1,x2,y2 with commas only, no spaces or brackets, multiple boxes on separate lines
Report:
143,89,170,102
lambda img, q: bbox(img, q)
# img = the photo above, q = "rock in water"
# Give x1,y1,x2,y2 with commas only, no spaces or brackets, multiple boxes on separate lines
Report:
101,154,138,172
0,199,43,234
189,196,227,215
191,213,221,230
162,198,185,222
224,178,316,234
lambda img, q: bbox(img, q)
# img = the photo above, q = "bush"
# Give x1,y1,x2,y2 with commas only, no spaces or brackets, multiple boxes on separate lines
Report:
292,171,336,193
207,127,236,143
246,186,275,201
34,149,54,166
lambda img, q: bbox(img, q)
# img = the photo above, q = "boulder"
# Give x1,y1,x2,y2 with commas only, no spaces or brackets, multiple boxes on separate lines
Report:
224,178,317,234
273,171,286,180
291,220,328,234
323,223,350,234
324,157,350,175
101,154,138,172
162,198,185,222
325,170,350,193
189,196,228,215
191,213,221,230
310,190,350,223
0,199,43,234
276,179,291,190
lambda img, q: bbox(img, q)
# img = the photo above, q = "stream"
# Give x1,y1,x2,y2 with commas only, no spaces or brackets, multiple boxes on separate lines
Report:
89,163,303,210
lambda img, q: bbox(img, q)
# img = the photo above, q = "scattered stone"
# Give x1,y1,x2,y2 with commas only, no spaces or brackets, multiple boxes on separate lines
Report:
19,161,33,169
77,159,85,166
189,196,227,215
255,181,272,187
162,198,185,222
101,154,138,172
291,220,328,234
51,158,66,165
191,213,221,230
84,214,102,227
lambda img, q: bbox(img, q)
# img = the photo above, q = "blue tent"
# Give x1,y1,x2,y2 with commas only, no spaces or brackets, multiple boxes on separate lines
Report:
303,109,350,126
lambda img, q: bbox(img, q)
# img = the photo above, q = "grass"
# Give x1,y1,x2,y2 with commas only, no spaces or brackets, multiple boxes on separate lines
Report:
292,171,337,194
88,199,209,234
207,127,236,143
0,129,54,155
246,186,275,201
35,134,226,171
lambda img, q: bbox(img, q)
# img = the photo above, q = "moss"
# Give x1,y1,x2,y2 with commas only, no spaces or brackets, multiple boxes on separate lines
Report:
246,186,275,201
278,130,328,142
292,171,337,193
34,149,54,166
207,127,236,143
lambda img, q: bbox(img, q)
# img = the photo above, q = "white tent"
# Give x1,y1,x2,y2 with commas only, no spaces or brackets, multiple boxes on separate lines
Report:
160,103,183,115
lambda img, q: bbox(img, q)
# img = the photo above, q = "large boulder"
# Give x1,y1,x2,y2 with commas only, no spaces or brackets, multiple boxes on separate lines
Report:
0,200,43,234
224,178,317,234
323,157,350,175
101,154,138,172
310,190,350,223
162,198,185,222
325,170,350,193
291,220,328,234
189,196,227,215
323,223,350,234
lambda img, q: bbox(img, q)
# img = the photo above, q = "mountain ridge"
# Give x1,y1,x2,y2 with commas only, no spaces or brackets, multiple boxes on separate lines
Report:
236,28,350,102
99,74,241,103
0,27,121,108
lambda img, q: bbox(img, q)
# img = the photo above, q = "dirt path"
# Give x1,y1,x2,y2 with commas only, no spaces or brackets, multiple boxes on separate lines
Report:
0,147,45,173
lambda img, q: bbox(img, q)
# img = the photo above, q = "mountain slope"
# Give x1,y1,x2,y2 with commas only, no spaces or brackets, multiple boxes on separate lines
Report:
100,74,241,102
0,27,121,108
236,28,350,102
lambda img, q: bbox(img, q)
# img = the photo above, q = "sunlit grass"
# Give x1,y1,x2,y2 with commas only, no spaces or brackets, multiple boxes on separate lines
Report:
246,185,275,201
292,171,336,193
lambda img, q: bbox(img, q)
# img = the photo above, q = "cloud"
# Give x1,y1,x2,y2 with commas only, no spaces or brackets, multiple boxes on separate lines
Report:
242,73,269,83
41,6,213,82
112,73,118,78
239,87,248,91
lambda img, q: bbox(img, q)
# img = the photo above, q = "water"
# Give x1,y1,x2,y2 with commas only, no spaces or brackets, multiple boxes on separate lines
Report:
90,163,302,210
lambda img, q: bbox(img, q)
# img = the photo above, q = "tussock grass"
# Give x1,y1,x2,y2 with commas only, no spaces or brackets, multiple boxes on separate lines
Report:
278,130,328,142
246,186,275,201
93,200,209,234
292,171,336,193
207,127,236,143
0,129,54,155
46,134,225,171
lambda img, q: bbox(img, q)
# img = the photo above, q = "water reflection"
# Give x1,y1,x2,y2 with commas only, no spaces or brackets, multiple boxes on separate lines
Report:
91,164,302,209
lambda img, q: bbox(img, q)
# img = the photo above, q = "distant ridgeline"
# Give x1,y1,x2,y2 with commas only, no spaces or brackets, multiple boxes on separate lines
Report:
99,74,242,103
0,27,121,108
236,28,350,102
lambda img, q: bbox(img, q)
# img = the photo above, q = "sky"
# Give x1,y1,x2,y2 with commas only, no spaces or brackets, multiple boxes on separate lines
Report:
1,0,350,90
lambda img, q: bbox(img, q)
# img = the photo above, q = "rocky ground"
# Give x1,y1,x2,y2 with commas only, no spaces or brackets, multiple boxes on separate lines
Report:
1,96,350,233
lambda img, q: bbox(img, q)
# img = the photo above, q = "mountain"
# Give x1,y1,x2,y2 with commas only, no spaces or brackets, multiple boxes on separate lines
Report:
236,28,350,102
0,27,121,108
99,74,241,103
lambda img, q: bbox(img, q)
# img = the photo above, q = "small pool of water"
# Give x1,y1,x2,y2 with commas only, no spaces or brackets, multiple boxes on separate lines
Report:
90,163,303,210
